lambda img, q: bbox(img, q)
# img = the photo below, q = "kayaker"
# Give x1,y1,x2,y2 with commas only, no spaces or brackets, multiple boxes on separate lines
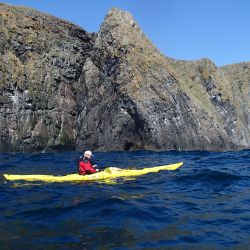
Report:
78,150,99,175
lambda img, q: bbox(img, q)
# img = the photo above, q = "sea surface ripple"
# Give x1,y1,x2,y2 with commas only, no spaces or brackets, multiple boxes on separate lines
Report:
0,150,250,249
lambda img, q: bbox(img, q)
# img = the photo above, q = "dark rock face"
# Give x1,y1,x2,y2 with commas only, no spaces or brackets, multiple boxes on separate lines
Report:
0,3,94,151
0,4,249,152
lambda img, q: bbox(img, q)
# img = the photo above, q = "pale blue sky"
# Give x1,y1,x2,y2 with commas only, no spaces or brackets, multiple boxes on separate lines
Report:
1,0,250,66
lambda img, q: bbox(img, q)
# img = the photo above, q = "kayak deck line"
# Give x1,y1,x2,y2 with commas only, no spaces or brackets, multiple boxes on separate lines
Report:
3,162,183,182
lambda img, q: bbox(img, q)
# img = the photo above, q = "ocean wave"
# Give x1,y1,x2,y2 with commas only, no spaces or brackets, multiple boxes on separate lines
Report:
176,169,245,184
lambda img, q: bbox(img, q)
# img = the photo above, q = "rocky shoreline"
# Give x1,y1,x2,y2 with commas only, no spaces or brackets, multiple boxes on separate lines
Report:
0,3,249,152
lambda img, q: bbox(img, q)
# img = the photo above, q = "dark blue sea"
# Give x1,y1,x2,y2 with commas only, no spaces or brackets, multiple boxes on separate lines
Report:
0,150,250,249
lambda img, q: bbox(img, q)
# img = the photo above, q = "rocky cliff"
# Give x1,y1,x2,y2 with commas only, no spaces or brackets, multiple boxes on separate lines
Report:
0,3,249,152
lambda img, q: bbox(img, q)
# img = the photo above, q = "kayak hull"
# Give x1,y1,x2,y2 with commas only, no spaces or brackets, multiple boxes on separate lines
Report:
3,162,183,182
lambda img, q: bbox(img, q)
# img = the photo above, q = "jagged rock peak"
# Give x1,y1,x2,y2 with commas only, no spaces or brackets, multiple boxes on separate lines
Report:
96,7,160,57
98,7,141,38
103,8,138,30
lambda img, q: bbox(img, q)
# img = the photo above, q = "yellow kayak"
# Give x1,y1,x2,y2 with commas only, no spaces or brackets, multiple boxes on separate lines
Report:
3,162,183,182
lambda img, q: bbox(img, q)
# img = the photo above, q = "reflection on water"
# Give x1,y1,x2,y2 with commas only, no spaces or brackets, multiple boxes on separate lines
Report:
0,150,250,249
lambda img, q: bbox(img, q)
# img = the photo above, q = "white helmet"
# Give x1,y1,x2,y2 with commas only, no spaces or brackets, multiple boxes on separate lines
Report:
84,150,93,158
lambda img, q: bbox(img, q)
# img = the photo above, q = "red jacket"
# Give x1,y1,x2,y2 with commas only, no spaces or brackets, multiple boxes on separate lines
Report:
78,158,97,175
